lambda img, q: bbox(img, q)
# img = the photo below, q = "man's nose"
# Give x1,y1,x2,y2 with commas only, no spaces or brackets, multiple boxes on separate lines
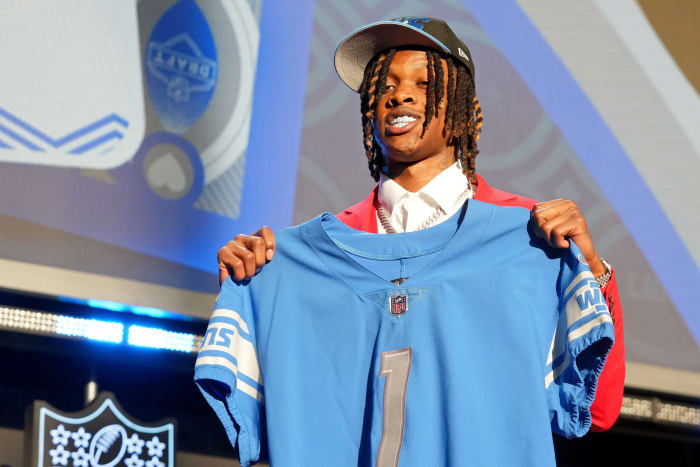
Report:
388,83,415,106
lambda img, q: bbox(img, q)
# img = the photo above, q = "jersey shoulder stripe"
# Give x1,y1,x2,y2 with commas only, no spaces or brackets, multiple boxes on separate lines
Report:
195,304,264,402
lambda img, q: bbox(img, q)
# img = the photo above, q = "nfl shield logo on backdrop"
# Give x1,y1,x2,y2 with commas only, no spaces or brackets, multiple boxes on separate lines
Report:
390,294,408,316
26,392,176,467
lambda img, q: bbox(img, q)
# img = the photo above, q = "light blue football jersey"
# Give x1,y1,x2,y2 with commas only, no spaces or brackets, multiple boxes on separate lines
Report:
194,200,614,467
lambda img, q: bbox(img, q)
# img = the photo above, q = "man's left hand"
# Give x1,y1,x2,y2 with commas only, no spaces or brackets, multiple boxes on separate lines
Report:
530,199,606,276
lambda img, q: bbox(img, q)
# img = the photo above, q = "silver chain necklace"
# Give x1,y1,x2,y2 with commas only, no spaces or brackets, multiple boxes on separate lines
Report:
376,188,471,234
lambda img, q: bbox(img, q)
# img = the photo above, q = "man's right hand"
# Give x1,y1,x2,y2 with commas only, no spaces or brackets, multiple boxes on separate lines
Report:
217,226,276,285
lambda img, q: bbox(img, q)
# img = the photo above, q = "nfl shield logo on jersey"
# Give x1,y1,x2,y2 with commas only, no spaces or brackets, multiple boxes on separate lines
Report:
390,294,408,316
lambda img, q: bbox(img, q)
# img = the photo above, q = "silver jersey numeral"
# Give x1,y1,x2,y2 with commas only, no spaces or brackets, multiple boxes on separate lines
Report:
376,347,412,467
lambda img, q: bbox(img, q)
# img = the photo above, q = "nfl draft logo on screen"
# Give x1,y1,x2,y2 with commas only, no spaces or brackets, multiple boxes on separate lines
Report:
25,392,176,467
145,0,220,136
146,33,217,132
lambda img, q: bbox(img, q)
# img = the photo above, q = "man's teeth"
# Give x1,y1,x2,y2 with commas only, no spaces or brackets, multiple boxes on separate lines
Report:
390,115,417,127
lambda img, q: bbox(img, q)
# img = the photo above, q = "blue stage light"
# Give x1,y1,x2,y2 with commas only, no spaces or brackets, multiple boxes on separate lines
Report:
2,306,203,352
55,296,194,321
127,325,194,352
82,298,192,320
84,299,129,312
55,316,123,343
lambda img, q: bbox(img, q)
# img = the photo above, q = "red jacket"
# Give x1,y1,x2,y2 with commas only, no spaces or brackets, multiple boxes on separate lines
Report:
336,173,625,431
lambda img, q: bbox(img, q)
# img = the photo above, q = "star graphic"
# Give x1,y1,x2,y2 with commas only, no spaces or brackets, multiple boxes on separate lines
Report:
70,447,90,467
70,426,92,449
126,433,145,454
48,443,70,466
125,453,146,467
146,456,165,467
49,424,71,446
145,435,165,458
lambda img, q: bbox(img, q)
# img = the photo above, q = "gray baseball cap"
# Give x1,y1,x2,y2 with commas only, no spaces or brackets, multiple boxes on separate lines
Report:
334,16,475,93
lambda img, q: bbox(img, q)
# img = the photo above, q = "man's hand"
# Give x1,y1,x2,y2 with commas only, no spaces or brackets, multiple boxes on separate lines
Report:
217,226,276,284
530,199,606,276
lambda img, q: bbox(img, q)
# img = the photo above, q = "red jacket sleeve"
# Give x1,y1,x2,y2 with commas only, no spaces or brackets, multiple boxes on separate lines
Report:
337,174,625,431
589,271,625,430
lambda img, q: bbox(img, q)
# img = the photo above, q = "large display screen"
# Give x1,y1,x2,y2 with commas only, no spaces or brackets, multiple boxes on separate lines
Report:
0,0,312,318
0,0,698,396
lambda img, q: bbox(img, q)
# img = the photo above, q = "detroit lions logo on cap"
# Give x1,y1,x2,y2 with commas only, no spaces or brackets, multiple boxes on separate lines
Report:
392,17,430,30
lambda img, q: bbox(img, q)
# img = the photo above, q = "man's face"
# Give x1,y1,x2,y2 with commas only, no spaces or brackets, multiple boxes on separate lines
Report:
372,49,451,167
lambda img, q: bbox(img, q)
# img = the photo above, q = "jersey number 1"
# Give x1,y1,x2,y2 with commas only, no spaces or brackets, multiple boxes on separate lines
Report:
376,347,412,467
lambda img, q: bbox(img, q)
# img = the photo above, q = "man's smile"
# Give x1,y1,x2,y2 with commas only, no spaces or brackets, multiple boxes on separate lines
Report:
385,110,421,136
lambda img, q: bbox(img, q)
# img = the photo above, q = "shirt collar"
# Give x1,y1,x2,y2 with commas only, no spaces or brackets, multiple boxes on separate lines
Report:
378,161,470,214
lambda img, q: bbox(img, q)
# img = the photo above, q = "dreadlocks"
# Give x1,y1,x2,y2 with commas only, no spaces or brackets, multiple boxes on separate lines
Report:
359,49,483,187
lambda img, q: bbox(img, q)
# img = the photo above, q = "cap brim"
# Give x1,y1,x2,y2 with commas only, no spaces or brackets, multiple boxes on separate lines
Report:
334,21,451,93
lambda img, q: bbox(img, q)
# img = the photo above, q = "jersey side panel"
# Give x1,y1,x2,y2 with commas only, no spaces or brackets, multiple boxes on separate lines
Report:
471,204,615,439
396,216,563,466
392,280,558,466
247,226,381,466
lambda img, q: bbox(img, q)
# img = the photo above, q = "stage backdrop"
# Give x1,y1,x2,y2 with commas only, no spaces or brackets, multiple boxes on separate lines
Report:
0,0,698,396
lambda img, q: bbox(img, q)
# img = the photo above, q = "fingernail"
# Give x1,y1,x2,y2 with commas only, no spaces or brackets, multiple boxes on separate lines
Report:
266,249,273,260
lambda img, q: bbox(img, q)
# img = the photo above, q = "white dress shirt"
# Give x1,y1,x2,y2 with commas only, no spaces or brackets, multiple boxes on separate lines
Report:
376,161,474,233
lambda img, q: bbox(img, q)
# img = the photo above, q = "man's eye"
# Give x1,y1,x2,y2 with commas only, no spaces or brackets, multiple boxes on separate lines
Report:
418,81,429,87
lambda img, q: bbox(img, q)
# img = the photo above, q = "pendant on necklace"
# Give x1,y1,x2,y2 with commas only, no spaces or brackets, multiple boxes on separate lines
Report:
390,293,408,316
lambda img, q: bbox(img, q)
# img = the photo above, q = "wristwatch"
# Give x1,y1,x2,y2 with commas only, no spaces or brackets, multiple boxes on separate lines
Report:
595,258,613,288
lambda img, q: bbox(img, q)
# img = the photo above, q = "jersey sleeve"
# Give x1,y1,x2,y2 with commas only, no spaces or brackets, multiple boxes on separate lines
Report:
194,278,265,467
545,244,615,438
